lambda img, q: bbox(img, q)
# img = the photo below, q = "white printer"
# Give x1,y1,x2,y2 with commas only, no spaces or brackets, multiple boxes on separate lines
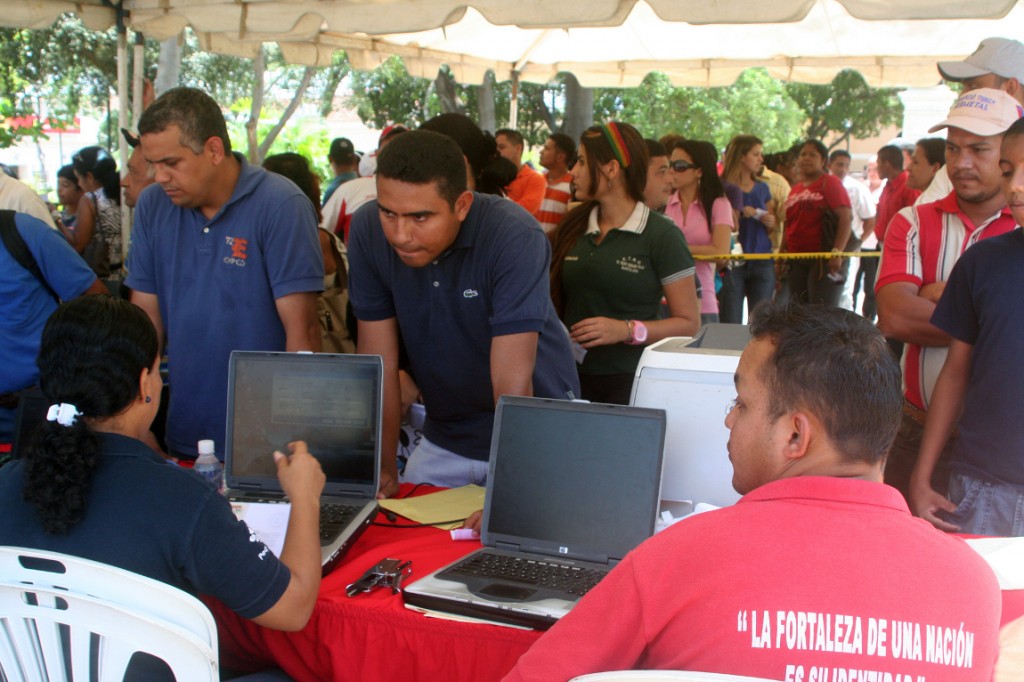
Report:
630,324,750,513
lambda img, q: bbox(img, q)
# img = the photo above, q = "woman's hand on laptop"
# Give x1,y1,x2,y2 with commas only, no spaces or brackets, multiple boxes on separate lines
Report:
274,441,326,502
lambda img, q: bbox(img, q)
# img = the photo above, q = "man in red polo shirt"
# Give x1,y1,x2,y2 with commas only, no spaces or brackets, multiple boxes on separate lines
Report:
872,144,920,245
876,88,1023,500
503,304,1001,682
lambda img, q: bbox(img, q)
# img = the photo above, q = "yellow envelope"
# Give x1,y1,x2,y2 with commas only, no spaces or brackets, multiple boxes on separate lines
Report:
379,484,486,530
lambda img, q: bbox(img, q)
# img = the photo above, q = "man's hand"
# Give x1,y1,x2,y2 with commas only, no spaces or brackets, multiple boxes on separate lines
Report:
909,481,960,532
919,281,946,303
377,466,399,499
462,510,483,536
570,316,629,348
274,441,326,503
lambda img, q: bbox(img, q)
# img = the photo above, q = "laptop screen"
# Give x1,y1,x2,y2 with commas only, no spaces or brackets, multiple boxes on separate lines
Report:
226,352,382,487
484,397,666,562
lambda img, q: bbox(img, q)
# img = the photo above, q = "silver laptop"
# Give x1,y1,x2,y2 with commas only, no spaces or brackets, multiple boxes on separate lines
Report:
403,396,666,629
224,351,382,574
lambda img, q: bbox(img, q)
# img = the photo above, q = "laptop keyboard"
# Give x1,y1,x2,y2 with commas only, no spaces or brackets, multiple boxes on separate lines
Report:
320,503,361,545
446,553,607,596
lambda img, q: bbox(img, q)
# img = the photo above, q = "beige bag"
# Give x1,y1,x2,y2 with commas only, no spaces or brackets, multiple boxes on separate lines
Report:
318,229,356,354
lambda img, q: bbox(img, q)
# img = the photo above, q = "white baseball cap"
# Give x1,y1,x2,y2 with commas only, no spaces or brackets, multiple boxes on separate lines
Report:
928,88,1024,136
937,37,1024,83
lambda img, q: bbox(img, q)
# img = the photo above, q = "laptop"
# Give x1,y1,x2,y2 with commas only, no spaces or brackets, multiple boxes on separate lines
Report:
404,396,666,629
224,351,382,574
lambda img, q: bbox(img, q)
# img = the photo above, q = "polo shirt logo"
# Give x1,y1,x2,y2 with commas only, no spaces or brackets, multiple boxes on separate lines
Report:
617,256,646,274
463,289,479,299
224,236,248,267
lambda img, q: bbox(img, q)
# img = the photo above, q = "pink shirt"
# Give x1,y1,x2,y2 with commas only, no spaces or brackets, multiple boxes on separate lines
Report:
664,194,734,314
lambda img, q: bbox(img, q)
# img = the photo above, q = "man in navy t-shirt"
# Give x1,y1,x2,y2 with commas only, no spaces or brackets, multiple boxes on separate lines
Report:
126,88,323,460
348,130,579,496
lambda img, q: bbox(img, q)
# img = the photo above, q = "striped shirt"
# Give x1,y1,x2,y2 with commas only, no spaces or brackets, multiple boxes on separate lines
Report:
537,172,573,233
876,191,1016,409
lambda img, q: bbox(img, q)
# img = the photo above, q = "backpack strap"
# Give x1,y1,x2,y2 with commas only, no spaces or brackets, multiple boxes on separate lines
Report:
0,210,60,303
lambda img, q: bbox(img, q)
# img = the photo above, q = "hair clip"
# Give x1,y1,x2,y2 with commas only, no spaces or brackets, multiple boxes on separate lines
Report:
46,403,82,427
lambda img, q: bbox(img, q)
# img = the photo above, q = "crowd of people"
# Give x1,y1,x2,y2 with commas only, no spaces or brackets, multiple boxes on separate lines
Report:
0,34,1022,681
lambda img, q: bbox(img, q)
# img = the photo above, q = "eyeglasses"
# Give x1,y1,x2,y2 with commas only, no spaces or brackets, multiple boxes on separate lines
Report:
670,159,697,172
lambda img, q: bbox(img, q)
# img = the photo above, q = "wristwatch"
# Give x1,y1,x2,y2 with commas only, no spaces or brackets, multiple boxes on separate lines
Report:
626,320,648,345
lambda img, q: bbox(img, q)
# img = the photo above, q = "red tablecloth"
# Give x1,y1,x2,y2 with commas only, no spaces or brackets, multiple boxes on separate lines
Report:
210,493,1024,682
210,485,541,682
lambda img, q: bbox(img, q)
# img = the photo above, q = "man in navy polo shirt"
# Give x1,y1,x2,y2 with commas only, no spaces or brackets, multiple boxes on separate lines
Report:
349,130,579,496
126,87,323,461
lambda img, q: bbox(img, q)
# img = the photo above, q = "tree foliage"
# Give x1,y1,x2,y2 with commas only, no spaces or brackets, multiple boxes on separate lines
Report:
595,69,806,151
1,15,907,163
785,69,904,149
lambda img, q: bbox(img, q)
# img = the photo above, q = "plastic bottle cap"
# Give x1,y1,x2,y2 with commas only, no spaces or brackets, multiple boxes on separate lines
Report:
196,439,219,465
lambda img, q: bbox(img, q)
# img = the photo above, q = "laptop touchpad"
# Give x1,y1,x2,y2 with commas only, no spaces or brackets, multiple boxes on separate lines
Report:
479,583,536,601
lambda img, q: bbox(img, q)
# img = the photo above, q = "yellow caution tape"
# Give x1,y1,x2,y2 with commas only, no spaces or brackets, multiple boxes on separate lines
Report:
693,251,879,261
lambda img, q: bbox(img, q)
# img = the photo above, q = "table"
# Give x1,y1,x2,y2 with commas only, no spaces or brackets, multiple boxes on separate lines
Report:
210,484,541,682
210,488,1024,682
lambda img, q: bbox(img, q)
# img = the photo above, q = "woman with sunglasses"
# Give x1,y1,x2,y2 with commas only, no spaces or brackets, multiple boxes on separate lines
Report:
70,146,122,278
550,122,699,405
782,140,852,306
720,135,777,321
664,140,734,324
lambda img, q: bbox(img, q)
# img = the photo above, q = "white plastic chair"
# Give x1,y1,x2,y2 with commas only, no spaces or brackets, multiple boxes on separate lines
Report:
0,546,219,681
570,672,778,682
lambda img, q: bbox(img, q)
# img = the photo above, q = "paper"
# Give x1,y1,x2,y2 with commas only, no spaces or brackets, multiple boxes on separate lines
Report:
231,501,290,558
403,602,532,629
379,485,485,530
966,537,1024,590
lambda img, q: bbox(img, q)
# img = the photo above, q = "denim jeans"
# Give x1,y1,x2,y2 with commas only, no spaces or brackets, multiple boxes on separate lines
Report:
401,436,488,487
941,471,1024,537
787,259,843,307
721,261,775,323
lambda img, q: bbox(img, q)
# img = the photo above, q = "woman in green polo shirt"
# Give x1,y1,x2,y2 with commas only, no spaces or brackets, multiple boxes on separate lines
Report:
549,121,700,405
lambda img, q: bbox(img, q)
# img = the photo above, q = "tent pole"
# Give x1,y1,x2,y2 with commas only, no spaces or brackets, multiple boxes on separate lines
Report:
510,71,519,130
133,32,145,130
116,4,129,264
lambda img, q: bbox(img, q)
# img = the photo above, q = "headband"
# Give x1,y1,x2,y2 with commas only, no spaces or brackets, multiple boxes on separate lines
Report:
47,403,82,427
599,122,631,169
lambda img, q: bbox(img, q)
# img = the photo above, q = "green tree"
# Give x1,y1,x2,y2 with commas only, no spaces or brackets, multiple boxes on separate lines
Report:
785,69,904,149
594,69,805,151
0,16,149,148
347,56,440,129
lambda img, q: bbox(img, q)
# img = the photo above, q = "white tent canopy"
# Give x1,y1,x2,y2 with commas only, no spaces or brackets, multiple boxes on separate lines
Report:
4,0,1022,87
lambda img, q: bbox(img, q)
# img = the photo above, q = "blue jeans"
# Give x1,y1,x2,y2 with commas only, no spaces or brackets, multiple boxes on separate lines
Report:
721,261,775,323
941,471,1024,536
401,436,488,487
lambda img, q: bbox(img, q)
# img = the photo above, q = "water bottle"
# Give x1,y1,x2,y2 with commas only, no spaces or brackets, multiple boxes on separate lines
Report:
194,439,223,492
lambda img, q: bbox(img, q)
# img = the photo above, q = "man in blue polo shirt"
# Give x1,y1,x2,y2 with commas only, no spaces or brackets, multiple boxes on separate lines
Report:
349,130,579,496
127,87,323,461
1,212,105,446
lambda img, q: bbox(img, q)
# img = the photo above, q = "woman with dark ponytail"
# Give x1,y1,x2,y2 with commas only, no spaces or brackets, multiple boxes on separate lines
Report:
70,145,123,278
0,296,328,633
420,113,517,196
550,121,700,405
